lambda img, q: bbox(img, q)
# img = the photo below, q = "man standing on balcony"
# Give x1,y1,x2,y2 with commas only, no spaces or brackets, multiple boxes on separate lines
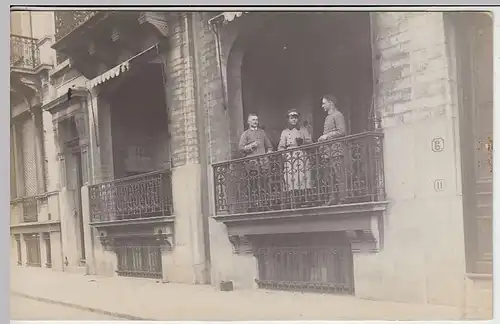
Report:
238,113,273,212
239,113,273,157
318,94,346,142
278,109,313,208
318,94,347,205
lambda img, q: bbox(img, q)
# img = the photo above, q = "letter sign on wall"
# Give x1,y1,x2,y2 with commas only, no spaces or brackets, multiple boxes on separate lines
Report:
434,179,446,192
431,137,445,152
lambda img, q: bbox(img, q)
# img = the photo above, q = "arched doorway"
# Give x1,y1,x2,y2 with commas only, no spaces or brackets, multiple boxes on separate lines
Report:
227,12,374,151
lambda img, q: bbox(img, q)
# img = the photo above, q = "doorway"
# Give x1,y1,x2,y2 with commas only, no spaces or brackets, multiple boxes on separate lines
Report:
61,114,88,267
238,12,374,146
73,151,86,264
452,12,493,274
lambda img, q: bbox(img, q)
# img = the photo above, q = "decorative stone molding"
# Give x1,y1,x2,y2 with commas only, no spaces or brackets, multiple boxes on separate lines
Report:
153,225,174,251
345,216,382,253
217,201,388,255
138,12,169,38
93,217,175,252
97,230,114,251
228,235,254,255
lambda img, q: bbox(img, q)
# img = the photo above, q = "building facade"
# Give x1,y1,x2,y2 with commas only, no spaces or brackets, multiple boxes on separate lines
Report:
10,11,66,271
10,10,492,318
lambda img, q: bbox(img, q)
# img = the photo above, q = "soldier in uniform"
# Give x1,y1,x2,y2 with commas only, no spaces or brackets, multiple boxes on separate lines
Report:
238,113,274,211
318,94,347,205
239,113,274,157
278,109,313,207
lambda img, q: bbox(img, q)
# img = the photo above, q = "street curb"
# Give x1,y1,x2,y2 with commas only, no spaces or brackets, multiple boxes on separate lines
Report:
11,291,155,321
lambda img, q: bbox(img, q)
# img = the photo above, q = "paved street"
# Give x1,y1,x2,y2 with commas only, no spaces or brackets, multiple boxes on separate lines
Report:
10,295,120,320
10,266,464,321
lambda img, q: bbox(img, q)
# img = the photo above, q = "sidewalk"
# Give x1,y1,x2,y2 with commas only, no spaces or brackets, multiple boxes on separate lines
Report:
10,266,463,321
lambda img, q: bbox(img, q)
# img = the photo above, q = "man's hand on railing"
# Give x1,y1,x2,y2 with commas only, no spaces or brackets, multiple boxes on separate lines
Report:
318,134,328,142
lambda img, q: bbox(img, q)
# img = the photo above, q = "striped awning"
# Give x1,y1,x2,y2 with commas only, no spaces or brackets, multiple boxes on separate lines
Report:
88,61,130,88
87,43,159,89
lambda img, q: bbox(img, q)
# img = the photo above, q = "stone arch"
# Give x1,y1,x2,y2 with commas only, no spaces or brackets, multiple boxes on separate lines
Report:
221,12,375,155
219,14,276,157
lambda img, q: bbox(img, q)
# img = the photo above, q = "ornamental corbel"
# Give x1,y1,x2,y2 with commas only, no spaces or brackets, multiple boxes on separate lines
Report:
97,230,114,251
345,227,381,254
228,235,253,255
153,226,173,251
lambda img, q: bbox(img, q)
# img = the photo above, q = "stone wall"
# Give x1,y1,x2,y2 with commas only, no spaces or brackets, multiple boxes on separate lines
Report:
200,12,470,307
352,12,466,307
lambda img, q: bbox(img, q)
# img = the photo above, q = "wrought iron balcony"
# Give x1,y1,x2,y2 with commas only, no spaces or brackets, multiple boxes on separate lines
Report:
10,34,40,69
213,131,385,216
22,196,38,223
89,169,173,223
54,10,99,64
54,10,99,41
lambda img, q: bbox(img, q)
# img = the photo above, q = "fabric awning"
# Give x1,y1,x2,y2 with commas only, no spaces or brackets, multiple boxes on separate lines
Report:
221,12,248,23
87,43,159,89
88,62,130,88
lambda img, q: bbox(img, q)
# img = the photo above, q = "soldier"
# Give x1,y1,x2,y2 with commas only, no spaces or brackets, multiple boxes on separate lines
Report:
318,94,347,205
318,94,346,142
278,109,313,207
239,113,273,157
238,113,273,211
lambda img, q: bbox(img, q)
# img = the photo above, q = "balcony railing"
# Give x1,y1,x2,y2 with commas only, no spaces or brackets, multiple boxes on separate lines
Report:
89,169,173,223
10,34,40,69
213,131,385,215
22,196,38,223
54,10,99,41
54,10,99,64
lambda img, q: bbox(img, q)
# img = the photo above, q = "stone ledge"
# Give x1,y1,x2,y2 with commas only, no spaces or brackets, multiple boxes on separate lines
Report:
214,201,389,254
91,216,175,252
10,220,61,234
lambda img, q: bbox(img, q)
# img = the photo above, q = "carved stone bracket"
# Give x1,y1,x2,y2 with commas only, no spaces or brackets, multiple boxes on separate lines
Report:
229,235,254,255
94,219,175,252
138,12,169,38
345,215,382,254
153,225,174,251
97,230,115,251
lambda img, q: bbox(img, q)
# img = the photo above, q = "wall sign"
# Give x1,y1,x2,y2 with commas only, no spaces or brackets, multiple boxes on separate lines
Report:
434,179,446,192
431,137,445,152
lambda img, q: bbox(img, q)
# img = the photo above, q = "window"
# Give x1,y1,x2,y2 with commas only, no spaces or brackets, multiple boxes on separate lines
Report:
15,234,22,265
25,233,41,267
11,113,45,199
43,233,52,268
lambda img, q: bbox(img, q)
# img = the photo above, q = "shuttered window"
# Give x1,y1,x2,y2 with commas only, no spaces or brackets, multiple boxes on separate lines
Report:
20,116,37,196
10,128,17,199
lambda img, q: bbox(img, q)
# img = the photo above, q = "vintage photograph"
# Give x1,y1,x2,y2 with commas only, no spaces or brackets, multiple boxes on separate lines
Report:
9,8,493,321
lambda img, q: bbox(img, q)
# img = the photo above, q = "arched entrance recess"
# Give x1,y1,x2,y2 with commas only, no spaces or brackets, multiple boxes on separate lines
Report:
224,12,375,156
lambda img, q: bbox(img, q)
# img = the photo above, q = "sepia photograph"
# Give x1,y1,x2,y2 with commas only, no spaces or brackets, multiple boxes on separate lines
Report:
9,6,494,321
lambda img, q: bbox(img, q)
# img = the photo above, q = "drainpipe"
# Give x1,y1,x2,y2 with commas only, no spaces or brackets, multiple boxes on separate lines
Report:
208,14,228,111
368,13,381,131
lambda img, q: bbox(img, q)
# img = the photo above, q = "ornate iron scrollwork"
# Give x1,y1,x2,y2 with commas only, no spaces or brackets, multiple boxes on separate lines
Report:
213,132,385,215
89,169,173,223
54,11,99,41
10,34,40,69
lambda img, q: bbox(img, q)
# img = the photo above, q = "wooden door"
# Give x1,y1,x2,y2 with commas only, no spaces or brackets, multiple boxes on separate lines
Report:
456,13,493,274
470,15,493,274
